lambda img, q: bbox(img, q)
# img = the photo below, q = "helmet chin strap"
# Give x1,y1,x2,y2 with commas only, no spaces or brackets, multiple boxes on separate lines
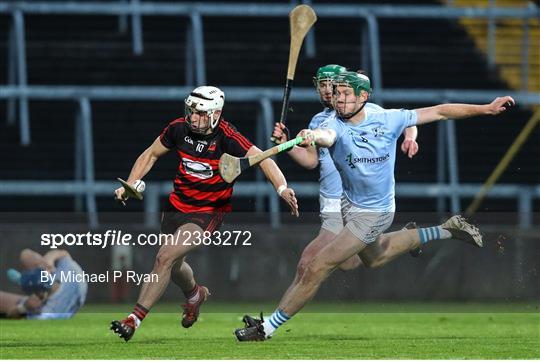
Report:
340,99,367,119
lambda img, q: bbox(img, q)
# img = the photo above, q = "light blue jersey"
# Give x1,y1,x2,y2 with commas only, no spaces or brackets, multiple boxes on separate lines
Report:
27,257,87,320
308,104,385,199
322,108,417,211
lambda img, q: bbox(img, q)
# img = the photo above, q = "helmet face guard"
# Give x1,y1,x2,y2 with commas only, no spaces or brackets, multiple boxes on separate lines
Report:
312,64,347,108
333,93,368,119
184,105,216,135
332,71,372,119
184,86,225,134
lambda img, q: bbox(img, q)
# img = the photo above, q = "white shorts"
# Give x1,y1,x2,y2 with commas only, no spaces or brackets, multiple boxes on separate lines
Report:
319,195,343,235
341,197,394,244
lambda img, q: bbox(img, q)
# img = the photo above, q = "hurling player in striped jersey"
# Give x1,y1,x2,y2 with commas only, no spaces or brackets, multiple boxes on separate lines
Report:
111,86,298,342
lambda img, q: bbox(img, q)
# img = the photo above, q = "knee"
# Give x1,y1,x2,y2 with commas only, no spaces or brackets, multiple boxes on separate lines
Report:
361,256,383,269
300,259,331,286
296,257,311,280
154,249,176,272
338,255,362,271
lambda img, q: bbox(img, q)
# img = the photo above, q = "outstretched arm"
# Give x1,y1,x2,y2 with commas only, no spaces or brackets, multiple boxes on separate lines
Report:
247,146,299,217
115,137,170,201
415,96,515,125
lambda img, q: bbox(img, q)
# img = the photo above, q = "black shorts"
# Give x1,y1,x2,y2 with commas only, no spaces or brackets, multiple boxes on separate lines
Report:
160,201,225,235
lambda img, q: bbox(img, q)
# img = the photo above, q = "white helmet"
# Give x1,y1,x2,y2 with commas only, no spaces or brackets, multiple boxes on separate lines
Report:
184,86,225,134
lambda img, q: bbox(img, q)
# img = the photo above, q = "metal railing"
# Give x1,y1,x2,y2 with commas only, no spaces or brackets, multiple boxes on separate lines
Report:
2,2,538,144
1,85,539,228
0,181,538,230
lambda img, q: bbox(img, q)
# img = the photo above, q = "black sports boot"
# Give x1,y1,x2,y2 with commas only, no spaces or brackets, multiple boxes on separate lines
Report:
110,316,137,342
235,312,268,342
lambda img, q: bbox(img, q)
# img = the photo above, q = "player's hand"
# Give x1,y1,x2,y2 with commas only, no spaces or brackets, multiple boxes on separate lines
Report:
272,122,290,145
280,187,299,217
486,96,515,115
114,187,128,204
297,129,315,147
400,138,419,159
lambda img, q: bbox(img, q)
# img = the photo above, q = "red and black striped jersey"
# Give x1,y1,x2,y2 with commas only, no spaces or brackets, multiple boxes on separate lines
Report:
159,117,253,213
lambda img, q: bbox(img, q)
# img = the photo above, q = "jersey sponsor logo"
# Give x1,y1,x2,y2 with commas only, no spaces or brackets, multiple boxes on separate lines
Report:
346,152,390,169
182,157,213,179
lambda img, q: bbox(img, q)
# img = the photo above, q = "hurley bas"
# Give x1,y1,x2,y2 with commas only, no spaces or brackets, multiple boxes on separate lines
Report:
41,270,158,286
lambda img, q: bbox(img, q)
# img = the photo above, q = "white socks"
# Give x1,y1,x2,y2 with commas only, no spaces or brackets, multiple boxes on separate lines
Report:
262,309,290,337
128,313,141,328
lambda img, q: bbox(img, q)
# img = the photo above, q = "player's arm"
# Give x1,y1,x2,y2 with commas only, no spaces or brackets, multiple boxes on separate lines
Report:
415,96,515,125
115,137,170,201
246,146,299,217
272,122,319,169
2,292,43,319
288,146,319,169
125,137,170,183
400,126,419,159
297,128,337,148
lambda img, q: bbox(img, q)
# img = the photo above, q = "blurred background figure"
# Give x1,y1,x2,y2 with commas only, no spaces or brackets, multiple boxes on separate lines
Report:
0,249,87,319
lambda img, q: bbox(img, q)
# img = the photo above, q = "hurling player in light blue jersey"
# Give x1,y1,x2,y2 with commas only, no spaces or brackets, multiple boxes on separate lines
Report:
270,65,419,308
235,71,515,341
0,249,87,319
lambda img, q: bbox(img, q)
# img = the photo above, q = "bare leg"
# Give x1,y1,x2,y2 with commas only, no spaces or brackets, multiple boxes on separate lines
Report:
279,227,367,317
170,258,196,295
279,228,361,305
360,229,421,268
136,223,201,309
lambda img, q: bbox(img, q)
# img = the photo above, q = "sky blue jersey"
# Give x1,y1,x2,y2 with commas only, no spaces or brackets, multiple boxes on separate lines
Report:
308,103,386,199
27,256,87,320
321,108,417,211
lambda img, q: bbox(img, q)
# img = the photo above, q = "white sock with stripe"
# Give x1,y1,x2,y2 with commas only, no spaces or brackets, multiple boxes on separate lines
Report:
417,226,451,244
262,309,290,337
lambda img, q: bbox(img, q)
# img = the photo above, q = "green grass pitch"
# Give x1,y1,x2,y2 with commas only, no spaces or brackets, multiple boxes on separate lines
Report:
1,303,538,359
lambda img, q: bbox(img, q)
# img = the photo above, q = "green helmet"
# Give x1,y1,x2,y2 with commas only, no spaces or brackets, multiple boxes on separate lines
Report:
312,64,347,86
332,71,372,96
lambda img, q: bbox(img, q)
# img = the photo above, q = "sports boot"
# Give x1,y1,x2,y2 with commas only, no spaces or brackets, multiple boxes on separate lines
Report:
181,285,210,328
110,315,137,342
442,215,483,247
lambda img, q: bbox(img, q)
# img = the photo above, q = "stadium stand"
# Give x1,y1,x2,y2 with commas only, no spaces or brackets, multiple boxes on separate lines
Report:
0,1,538,213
